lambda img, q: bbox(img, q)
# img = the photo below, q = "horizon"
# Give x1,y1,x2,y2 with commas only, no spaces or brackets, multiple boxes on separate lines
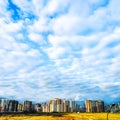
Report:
0,96,119,105
0,0,120,104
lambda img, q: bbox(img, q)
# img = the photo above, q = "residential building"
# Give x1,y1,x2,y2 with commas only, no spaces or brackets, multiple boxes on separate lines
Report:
96,100,104,112
8,100,18,112
23,100,32,112
85,100,92,112
69,99,76,112
17,104,23,111
42,103,50,112
35,103,42,112
85,100,104,113
49,98,62,112
0,98,9,112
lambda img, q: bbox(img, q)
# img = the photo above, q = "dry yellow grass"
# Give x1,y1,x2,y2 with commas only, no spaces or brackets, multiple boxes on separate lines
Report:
0,113,120,120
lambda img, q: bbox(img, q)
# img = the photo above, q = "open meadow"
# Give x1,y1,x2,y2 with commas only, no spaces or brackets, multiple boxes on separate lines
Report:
0,113,120,120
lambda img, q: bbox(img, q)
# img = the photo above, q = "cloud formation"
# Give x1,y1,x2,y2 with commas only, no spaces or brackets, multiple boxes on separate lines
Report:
0,0,120,103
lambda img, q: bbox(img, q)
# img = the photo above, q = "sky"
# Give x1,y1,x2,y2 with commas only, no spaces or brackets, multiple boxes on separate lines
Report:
0,0,120,104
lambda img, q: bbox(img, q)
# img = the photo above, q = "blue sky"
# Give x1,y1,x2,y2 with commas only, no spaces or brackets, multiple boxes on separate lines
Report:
0,0,120,104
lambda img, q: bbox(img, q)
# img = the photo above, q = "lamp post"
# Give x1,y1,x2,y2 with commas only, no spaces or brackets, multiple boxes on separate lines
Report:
107,104,115,120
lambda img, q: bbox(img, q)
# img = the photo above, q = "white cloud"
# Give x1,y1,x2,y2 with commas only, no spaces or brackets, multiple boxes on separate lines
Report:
28,17,51,33
28,33,44,43
51,13,88,35
43,0,69,15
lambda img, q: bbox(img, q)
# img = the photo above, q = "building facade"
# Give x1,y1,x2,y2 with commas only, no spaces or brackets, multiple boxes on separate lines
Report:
17,104,23,111
0,98,9,112
23,101,32,112
96,100,104,112
42,98,77,113
85,100,104,113
35,103,42,112
8,100,18,112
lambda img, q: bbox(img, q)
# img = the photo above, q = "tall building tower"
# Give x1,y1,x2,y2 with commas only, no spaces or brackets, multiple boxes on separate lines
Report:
49,98,62,112
118,103,120,109
62,99,70,112
96,100,104,112
23,101,32,112
0,98,9,112
69,99,76,112
85,100,92,112
85,100,104,113
42,103,50,112
17,104,23,111
35,103,42,112
62,99,67,112
91,101,97,112
56,99,62,112
50,98,57,112
8,100,18,112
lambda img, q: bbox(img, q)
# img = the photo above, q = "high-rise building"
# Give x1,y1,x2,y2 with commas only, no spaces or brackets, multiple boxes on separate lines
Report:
118,103,120,109
48,98,77,113
0,98,9,112
85,100,92,112
49,98,63,112
62,99,67,112
91,101,97,112
85,100,104,113
96,100,104,112
17,104,23,111
35,104,42,112
40,98,79,113
50,98,57,112
69,99,76,112
23,101,32,112
31,104,36,112
8,100,18,112
42,103,50,112
56,98,62,112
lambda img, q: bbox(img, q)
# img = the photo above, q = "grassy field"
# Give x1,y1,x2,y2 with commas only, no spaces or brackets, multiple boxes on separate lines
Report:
0,113,120,120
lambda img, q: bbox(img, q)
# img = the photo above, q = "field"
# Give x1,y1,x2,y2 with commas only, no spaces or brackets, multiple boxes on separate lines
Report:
0,113,120,120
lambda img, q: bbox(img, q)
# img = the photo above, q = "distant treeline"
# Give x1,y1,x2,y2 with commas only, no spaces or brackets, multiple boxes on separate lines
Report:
0,111,68,117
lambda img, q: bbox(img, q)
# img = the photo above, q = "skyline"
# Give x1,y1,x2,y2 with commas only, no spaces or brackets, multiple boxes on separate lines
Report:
0,95,120,105
0,0,120,103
